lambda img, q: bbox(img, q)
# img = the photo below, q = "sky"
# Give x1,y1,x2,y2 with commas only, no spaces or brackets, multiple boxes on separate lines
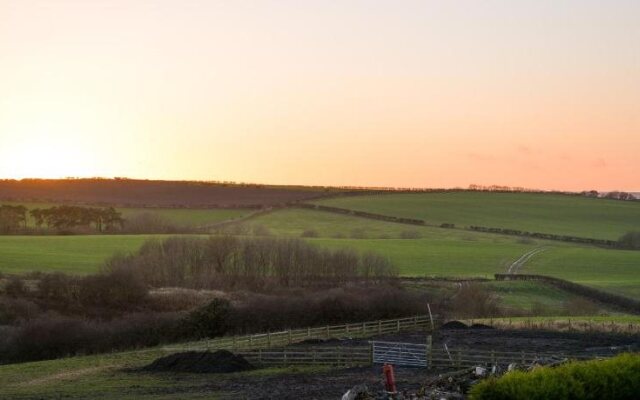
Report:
0,0,638,191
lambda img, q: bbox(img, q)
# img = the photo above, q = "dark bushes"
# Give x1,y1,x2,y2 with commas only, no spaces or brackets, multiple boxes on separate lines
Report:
33,268,148,314
617,231,640,250
105,236,397,290
0,285,428,364
0,312,186,364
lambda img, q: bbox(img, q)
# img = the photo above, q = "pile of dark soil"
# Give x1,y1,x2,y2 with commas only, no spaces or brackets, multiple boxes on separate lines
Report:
142,350,254,374
440,321,469,330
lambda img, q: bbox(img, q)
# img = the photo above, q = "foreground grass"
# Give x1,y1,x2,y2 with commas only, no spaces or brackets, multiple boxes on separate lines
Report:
470,353,640,400
311,192,640,240
0,349,325,400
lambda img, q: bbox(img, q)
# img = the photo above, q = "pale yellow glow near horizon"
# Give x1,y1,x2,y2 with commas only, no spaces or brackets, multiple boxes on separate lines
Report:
0,1,638,191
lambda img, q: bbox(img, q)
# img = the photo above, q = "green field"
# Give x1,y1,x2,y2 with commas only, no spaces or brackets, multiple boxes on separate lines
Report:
524,246,640,299
0,348,322,400
312,192,640,240
1,201,251,228
0,235,188,275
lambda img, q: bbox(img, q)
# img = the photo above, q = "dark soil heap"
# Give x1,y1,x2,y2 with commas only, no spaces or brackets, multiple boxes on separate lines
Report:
142,350,254,374
440,321,469,330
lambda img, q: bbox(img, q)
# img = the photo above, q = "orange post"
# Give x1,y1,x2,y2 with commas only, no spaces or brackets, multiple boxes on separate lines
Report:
382,363,397,394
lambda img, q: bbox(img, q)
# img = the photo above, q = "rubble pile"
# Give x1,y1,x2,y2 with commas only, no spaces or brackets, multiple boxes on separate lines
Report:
342,356,570,400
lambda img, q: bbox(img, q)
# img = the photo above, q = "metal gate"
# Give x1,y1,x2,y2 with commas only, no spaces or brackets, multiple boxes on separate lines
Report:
371,341,428,367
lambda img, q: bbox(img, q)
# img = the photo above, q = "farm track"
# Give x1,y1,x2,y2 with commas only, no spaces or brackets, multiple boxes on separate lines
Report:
507,247,548,274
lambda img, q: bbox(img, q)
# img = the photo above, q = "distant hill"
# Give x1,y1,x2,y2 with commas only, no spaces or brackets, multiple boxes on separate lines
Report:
0,178,338,208
311,191,640,240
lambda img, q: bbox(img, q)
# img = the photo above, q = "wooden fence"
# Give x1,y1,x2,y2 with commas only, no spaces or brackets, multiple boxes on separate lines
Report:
463,318,640,334
225,343,633,369
163,315,431,353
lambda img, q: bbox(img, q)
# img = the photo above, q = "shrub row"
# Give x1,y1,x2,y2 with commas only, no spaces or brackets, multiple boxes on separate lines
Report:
296,203,425,225
0,285,428,364
470,226,618,247
470,353,640,400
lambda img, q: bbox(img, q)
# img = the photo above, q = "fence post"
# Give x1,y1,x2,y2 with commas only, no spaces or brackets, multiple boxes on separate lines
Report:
369,342,374,365
233,335,237,351
267,332,272,348
362,322,366,336
378,320,382,334
426,335,432,370
456,349,461,368
284,349,288,367
491,350,495,365
258,348,262,364
521,351,525,364
427,304,435,331
288,329,292,345
396,320,401,332
307,327,311,338
249,335,253,348
326,325,330,339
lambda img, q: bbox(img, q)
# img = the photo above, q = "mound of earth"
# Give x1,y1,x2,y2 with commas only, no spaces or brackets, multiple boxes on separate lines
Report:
440,321,469,330
142,350,254,374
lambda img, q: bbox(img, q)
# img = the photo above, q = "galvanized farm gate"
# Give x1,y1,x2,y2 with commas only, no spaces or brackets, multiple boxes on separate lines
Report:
371,341,428,367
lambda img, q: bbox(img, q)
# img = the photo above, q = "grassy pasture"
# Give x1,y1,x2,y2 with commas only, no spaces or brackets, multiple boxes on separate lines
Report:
523,246,640,299
0,347,322,400
0,235,186,275
312,192,640,240
310,238,534,278
1,201,251,228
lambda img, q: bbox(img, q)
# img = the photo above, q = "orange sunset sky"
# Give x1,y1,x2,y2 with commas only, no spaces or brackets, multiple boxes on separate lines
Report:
0,1,638,191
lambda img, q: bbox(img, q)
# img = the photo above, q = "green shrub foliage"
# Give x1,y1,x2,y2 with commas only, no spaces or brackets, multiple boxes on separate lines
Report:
470,353,640,400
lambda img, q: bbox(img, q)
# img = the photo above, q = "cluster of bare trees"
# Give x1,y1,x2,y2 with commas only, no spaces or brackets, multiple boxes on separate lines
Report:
30,206,123,232
106,236,396,289
0,205,28,233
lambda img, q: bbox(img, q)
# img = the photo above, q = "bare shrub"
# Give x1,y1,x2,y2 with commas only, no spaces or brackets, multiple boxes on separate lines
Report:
449,284,501,318
4,277,27,298
105,236,396,289
0,298,41,324
148,288,224,312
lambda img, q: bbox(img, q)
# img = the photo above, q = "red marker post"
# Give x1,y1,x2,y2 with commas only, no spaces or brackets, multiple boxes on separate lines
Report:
382,363,397,394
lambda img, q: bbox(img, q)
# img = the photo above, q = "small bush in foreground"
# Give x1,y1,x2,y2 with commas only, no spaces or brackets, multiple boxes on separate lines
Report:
470,353,640,400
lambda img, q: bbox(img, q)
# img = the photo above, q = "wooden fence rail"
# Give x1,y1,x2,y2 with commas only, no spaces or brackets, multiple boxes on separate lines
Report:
226,344,635,369
163,315,431,353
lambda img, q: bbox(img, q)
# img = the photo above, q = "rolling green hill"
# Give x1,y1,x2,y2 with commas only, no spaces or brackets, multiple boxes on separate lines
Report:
311,192,640,240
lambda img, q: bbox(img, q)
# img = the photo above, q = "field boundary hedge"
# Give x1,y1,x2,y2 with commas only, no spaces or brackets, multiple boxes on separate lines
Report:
495,274,640,314
295,204,622,247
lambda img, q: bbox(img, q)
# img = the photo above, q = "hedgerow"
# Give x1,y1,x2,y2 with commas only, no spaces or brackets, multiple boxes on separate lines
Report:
469,353,640,400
